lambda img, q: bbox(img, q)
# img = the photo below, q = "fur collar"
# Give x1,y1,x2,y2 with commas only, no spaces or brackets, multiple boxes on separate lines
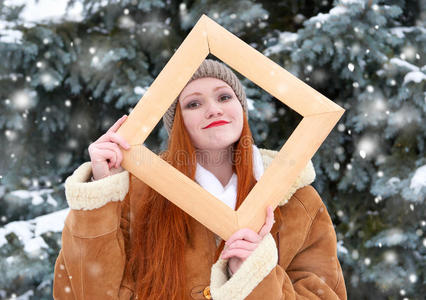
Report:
258,148,316,206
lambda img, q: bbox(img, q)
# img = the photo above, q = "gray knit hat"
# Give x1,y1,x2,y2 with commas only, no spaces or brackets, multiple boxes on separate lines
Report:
162,59,248,136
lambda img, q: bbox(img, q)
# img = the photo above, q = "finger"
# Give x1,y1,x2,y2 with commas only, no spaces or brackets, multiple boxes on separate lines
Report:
97,143,122,169
104,149,117,169
225,228,261,246
107,115,128,134
92,148,117,169
90,147,116,165
226,240,258,252
96,142,123,168
258,206,274,238
98,132,130,149
258,206,275,238
108,132,130,150
221,248,252,260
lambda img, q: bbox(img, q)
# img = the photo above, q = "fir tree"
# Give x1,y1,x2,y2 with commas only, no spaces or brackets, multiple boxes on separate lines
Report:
0,0,424,298
263,0,425,298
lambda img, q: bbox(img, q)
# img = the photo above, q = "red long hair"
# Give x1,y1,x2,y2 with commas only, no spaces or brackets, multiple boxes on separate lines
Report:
128,101,274,299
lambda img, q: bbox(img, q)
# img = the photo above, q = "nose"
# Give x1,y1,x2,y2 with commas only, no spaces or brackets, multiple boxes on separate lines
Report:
205,99,224,119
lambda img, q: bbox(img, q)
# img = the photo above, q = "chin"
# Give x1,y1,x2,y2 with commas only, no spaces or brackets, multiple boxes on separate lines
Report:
196,137,239,151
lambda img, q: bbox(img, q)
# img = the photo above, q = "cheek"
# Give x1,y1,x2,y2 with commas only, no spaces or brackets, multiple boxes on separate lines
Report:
230,104,244,124
182,112,200,134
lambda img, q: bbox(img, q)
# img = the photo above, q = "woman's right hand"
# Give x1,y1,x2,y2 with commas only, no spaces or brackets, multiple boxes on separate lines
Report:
88,115,131,181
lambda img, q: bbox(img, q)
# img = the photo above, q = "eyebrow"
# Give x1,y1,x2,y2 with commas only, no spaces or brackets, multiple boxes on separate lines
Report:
181,86,231,102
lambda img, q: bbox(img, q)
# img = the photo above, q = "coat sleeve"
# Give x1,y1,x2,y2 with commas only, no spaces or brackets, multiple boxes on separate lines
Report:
53,162,133,299
210,187,347,300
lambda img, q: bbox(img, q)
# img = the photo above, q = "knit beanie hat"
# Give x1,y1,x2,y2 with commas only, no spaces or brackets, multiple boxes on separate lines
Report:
162,59,248,136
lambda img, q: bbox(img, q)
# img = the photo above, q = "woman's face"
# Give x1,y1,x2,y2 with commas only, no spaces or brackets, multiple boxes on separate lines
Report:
178,77,244,151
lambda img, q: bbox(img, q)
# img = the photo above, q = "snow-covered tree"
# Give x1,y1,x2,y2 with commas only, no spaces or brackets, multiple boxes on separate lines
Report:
263,0,425,298
0,0,424,298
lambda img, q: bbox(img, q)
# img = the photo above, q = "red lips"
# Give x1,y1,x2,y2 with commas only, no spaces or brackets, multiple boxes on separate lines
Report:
203,120,230,129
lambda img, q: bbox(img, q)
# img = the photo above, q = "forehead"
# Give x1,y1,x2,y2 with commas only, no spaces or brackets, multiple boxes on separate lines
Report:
179,77,232,98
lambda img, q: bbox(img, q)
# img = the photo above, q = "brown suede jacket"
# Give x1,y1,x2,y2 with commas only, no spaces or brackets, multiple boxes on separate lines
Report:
53,148,347,300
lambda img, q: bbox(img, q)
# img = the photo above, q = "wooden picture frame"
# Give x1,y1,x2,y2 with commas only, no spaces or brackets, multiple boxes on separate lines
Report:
116,14,345,240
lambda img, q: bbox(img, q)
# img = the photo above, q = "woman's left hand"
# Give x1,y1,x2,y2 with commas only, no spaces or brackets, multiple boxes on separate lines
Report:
220,206,275,275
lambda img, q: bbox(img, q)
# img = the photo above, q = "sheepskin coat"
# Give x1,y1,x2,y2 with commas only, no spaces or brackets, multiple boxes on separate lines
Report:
53,148,347,299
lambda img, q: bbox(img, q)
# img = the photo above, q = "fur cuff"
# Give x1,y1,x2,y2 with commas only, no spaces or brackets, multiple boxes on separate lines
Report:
210,233,278,300
64,162,129,210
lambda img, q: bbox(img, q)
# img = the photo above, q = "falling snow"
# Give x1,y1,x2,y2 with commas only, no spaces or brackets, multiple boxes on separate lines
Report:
11,90,37,110
0,1,424,299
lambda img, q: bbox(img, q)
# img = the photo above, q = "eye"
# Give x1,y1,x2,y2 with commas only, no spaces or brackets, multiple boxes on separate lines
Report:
219,94,232,101
186,100,200,109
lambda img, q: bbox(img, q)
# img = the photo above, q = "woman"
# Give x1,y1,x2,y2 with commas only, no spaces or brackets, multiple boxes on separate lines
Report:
53,59,347,299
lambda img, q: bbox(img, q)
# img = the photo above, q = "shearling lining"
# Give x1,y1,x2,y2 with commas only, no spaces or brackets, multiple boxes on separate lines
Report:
64,162,129,210
210,233,278,300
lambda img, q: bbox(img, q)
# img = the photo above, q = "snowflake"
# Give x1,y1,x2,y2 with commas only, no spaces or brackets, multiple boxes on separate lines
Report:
401,45,417,61
357,136,376,158
119,16,135,29
5,130,18,141
11,89,37,110
383,250,397,264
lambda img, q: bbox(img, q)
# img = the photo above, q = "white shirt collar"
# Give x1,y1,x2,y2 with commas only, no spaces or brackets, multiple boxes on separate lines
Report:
194,144,264,210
